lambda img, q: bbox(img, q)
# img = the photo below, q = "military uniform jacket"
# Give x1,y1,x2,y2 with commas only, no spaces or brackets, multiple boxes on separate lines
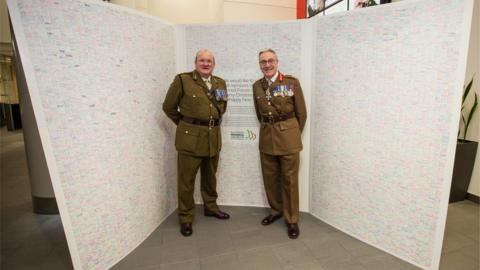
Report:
253,73,307,156
163,70,228,157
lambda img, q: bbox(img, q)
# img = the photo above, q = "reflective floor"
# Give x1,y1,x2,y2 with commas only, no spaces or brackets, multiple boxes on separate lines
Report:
1,127,478,270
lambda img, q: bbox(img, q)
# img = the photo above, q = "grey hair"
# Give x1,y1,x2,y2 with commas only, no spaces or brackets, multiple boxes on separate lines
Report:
195,49,215,64
258,48,277,60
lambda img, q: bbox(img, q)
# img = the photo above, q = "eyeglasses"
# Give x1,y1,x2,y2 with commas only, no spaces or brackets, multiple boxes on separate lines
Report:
259,59,277,66
197,59,213,65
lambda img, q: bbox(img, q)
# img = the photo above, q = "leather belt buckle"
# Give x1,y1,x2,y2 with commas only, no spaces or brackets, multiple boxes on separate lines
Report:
268,115,275,124
209,119,215,129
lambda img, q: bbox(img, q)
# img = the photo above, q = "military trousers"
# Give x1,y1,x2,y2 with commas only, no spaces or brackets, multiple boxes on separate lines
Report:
260,152,300,224
177,153,220,224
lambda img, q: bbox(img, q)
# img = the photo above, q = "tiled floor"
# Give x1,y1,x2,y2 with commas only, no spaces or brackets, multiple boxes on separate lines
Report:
112,206,423,270
1,127,479,270
0,128,73,269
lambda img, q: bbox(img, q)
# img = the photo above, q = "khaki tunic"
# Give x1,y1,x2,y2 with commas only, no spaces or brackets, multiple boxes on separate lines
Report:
163,70,227,157
253,74,307,155
253,73,307,223
163,70,227,223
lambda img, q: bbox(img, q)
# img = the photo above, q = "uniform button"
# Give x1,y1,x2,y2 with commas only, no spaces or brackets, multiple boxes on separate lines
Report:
268,112,272,115
210,103,213,107
185,131,189,134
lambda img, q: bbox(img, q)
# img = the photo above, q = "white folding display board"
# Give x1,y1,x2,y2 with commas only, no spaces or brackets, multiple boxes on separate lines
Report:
309,1,473,269
7,0,178,269
7,0,473,269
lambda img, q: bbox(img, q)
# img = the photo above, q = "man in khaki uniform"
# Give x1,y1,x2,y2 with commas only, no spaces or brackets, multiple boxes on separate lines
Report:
163,49,230,237
252,49,307,239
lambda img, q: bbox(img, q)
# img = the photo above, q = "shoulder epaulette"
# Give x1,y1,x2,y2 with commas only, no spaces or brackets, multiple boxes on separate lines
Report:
283,74,298,80
212,75,225,82
254,78,264,84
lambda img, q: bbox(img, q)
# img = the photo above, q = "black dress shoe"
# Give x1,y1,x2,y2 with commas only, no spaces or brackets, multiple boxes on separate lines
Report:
287,223,299,239
261,214,282,225
180,223,193,237
204,209,230,219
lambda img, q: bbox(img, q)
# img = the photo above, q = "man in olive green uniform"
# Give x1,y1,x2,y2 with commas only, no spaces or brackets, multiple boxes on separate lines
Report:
163,49,230,237
252,49,307,239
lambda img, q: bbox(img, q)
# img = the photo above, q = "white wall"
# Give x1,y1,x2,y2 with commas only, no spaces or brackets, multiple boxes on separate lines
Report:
466,0,479,197
111,0,297,23
111,0,224,23
223,0,296,22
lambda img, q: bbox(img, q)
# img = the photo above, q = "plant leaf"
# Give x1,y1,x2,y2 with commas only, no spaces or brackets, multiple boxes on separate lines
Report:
462,76,474,104
463,93,478,139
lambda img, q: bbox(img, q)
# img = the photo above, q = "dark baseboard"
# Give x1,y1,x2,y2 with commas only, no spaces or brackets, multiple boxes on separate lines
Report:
32,196,59,214
466,193,480,204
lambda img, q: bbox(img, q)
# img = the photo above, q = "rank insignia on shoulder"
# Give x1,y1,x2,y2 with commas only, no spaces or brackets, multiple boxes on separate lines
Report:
214,89,228,101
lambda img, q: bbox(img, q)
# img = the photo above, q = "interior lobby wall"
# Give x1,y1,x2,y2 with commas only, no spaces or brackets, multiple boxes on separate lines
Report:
8,0,474,269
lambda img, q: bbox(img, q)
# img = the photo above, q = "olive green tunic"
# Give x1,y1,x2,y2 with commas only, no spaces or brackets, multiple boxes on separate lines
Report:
252,73,307,223
163,70,227,223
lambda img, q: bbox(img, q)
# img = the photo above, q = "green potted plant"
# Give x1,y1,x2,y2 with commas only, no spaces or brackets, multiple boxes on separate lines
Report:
450,76,478,203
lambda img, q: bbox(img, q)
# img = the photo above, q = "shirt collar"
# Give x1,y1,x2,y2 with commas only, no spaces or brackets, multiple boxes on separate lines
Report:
202,76,212,83
267,72,279,85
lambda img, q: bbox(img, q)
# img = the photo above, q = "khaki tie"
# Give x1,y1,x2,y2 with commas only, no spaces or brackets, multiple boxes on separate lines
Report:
204,78,212,90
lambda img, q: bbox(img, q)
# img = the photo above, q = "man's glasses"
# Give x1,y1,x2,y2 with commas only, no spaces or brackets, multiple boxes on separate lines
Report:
259,59,277,66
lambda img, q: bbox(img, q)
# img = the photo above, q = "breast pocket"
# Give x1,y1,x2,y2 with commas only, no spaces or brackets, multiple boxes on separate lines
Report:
175,124,200,153
256,95,270,112
218,100,227,114
182,90,201,108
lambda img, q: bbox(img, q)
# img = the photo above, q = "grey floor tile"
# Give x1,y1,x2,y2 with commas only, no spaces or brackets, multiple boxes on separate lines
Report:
283,261,327,270
142,259,200,270
442,230,477,254
330,232,384,258
272,241,317,266
258,227,292,247
140,227,163,248
316,254,360,270
440,246,480,270
158,211,179,230
357,254,418,270
200,253,244,270
111,245,163,270
304,236,354,261
231,228,264,251
227,213,263,234
299,216,335,241
195,220,231,241
453,243,480,260
160,241,199,265
238,246,283,270
162,227,197,248
197,236,236,258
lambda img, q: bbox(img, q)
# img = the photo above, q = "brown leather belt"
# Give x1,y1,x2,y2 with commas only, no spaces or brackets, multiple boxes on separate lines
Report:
181,116,221,127
261,111,296,124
